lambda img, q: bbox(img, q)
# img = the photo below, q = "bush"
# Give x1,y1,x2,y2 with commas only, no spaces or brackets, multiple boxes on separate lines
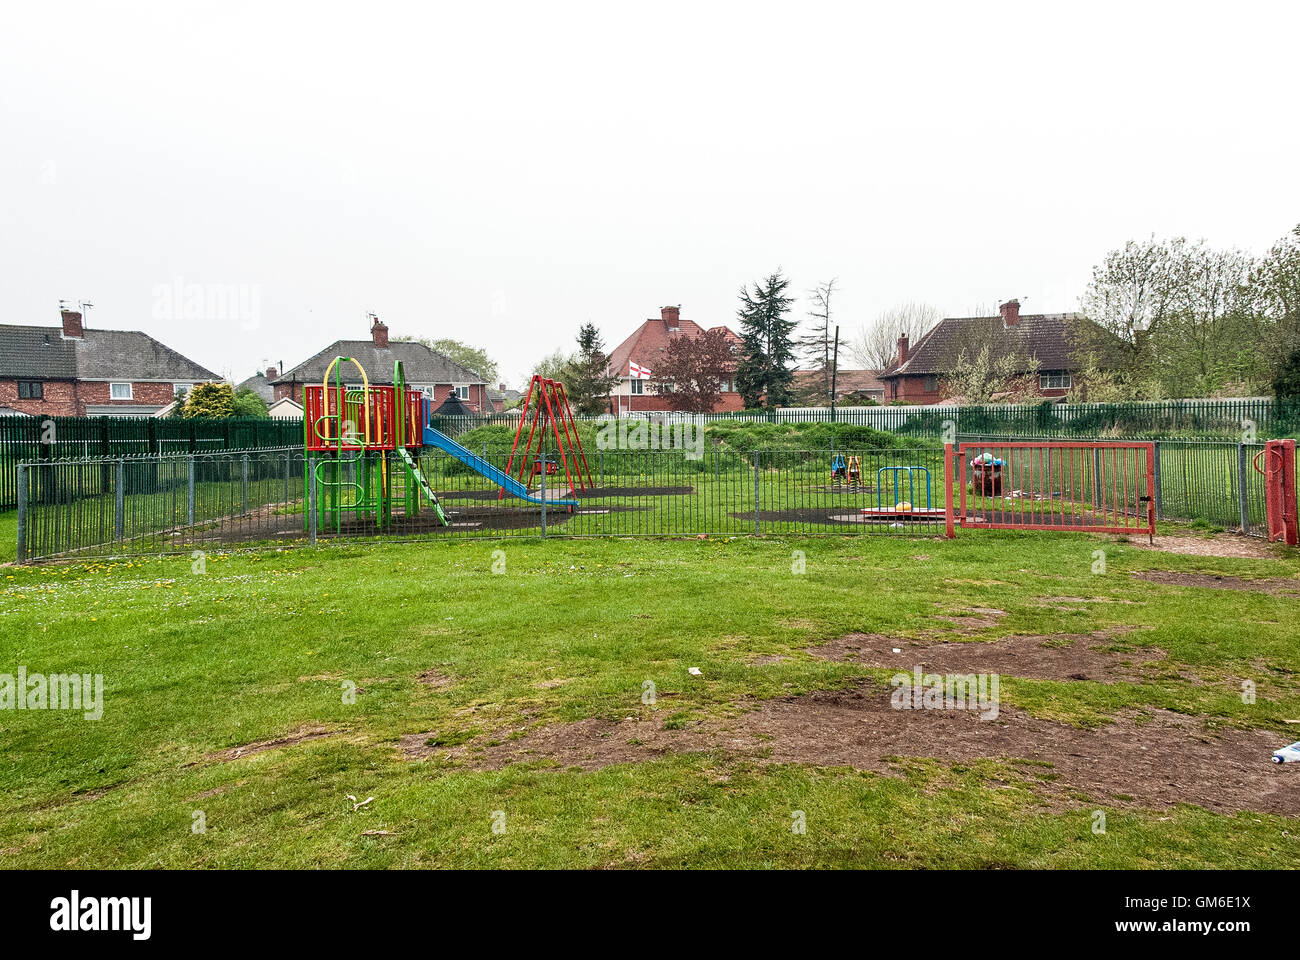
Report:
704,421,923,455
183,382,236,419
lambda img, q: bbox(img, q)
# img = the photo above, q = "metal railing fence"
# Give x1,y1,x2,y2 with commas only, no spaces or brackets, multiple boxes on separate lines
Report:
14,438,1281,561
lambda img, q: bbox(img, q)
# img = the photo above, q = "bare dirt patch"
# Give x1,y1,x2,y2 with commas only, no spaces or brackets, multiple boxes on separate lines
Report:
931,606,1007,635
1129,534,1282,560
417,669,455,689
207,725,339,763
1133,570,1300,595
806,629,1158,683
408,686,1300,815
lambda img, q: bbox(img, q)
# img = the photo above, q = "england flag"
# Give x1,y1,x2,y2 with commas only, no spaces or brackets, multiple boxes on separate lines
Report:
629,361,652,379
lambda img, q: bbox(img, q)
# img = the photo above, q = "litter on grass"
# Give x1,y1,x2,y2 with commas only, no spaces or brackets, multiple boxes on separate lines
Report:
1272,740,1300,763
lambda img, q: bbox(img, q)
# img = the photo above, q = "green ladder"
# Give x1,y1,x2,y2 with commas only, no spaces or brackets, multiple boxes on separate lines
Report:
396,447,448,525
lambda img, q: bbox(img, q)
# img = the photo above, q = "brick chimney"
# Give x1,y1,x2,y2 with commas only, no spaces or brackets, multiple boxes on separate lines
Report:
266,366,279,380
1000,299,1021,328
661,305,680,329
60,308,84,339
371,315,389,348
896,334,909,366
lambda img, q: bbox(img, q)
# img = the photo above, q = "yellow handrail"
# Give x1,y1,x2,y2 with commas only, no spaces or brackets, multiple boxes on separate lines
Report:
321,356,372,447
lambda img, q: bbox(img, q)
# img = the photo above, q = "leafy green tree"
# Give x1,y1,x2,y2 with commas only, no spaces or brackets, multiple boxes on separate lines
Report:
183,382,237,419
734,271,797,409
649,328,734,412
167,388,189,419
1272,347,1300,400
566,323,618,416
396,336,498,383
232,388,270,418
532,348,574,383
1077,235,1266,397
943,344,1040,404
431,339,498,383
1252,225,1300,366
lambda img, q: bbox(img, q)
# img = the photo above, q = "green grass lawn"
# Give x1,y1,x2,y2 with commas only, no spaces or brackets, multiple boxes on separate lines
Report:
2,531,1299,868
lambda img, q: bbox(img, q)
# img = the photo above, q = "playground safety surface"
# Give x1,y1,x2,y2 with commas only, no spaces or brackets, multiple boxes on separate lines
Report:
740,507,1132,528
433,485,695,500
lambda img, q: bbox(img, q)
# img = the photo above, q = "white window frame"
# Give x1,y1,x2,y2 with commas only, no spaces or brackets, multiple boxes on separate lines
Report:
630,378,644,395
1040,372,1072,390
110,382,133,400
453,385,470,400
173,382,192,397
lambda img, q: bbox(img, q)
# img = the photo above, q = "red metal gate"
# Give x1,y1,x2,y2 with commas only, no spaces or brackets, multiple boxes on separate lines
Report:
1254,438,1298,545
952,442,1155,539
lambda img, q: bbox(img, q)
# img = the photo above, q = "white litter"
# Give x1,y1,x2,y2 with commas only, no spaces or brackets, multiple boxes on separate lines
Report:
892,648,901,654
688,667,702,676
1272,740,1300,763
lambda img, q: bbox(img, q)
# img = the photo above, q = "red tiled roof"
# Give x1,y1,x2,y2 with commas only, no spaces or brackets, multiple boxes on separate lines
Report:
606,314,742,378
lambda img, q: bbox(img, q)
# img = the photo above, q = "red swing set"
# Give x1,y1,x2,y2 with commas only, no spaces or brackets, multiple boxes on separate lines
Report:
499,376,594,499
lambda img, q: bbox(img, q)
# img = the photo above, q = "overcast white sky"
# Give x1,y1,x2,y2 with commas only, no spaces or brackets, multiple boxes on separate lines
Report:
2,1,1297,386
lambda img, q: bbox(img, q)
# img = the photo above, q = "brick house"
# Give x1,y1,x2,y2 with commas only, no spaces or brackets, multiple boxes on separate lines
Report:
606,306,745,413
236,367,279,403
0,308,219,417
487,383,523,413
880,299,1103,404
793,368,887,405
272,316,489,413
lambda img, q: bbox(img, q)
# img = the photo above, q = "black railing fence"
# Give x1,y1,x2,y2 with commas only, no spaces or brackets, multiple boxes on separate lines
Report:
14,439,1276,562
0,416,301,511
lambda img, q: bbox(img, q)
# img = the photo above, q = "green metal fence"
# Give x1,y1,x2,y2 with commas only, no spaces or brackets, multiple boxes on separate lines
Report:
0,416,302,512
15,445,950,561
15,437,1285,562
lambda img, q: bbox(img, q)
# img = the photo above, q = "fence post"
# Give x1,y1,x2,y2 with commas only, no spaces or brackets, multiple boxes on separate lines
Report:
308,457,318,545
1237,443,1250,534
944,443,955,538
241,454,249,513
539,454,547,537
115,458,125,542
187,456,195,526
1152,440,1163,521
1092,448,1102,505
284,453,290,507
15,464,27,564
753,452,760,535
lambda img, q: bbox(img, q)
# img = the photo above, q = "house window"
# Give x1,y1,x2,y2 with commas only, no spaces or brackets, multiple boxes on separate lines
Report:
173,382,192,397
110,382,133,400
453,385,469,400
1040,372,1072,390
17,380,43,400
923,375,938,392
630,378,644,395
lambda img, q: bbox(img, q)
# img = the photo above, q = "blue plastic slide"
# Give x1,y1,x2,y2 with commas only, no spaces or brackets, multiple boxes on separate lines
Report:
422,425,579,507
